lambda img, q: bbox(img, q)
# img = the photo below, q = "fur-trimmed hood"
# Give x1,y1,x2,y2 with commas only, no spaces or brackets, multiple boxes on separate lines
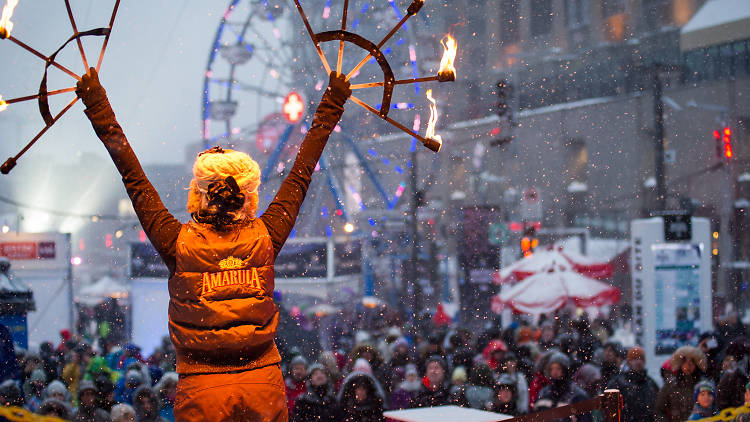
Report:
670,346,707,373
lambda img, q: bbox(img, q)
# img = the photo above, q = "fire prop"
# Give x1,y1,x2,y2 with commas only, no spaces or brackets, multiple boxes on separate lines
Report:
292,0,457,152
0,0,121,174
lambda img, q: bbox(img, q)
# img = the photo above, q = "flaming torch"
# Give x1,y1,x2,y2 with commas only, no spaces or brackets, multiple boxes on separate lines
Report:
292,0,457,152
438,34,457,82
0,95,7,112
0,0,18,39
425,89,442,148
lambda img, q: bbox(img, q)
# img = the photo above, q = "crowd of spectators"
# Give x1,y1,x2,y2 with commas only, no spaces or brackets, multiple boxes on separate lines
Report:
1,307,750,422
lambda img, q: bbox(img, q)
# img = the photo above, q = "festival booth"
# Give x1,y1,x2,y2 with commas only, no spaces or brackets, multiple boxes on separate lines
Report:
73,276,130,345
496,246,613,285
0,257,35,349
494,261,621,315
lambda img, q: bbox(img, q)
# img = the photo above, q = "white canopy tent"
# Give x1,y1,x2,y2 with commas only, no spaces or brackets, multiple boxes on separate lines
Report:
384,405,512,422
76,276,129,305
680,0,750,51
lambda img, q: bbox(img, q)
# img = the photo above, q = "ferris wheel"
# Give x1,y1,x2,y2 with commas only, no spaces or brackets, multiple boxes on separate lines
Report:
202,0,436,238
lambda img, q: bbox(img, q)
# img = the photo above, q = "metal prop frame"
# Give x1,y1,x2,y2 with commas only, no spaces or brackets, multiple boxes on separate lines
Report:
0,0,121,174
292,0,453,153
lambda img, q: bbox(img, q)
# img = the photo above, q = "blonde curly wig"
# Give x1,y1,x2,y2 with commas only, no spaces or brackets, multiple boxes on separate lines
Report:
187,148,261,220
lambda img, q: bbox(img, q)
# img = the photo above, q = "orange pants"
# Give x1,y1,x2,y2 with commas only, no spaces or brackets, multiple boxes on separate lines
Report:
175,364,288,422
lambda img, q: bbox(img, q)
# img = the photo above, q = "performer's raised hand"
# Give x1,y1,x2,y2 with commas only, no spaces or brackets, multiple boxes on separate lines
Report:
325,71,351,107
76,67,108,109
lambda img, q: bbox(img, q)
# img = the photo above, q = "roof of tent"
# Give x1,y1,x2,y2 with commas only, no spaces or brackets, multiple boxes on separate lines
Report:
76,276,129,305
681,0,750,51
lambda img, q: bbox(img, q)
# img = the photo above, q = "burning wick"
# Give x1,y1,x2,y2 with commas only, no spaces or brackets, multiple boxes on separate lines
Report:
437,34,457,82
0,0,19,39
425,89,442,147
0,95,7,112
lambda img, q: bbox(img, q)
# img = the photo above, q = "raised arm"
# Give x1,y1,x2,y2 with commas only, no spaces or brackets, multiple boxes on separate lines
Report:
77,68,181,273
260,72,351,257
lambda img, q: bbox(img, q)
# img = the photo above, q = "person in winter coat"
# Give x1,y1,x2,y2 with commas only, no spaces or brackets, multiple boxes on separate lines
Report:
687,380,717,420
390,364,422,410
0,324,18,382
133,385,166,422
94,376,116,414
154,372,177,422
529,350,555,409
85,356,120,384
347,343,391,395
285,355,309,418
482,339,508,371
0,379,25,408
337,372,385,422
606,346,659,422
23,368,46,413
534,352,592,422
115,369,144,405
655,345,707,422
72,380,110,422
292,363,339,422
459,363,495,410
717,336,750,410
599,341,625,389
498,352,530,413
37,398,72,420
43,380,73,409
490,373,521,416
77,65,350,422
573,363,602,399
412,355,467,408
111,403,136,422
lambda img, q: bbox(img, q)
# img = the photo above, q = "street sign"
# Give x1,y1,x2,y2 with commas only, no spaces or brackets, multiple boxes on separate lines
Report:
489,222,509,245
663,213,692,241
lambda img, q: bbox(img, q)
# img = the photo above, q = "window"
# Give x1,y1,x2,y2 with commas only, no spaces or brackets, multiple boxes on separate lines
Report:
501,0,521,43
602,0,625,18
531,0,554,37
565,0,589,28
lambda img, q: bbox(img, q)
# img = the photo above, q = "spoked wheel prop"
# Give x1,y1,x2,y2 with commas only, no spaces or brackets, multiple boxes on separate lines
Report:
0,0,121,174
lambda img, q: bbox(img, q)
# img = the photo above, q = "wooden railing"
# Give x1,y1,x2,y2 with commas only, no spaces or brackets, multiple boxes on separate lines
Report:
504,389,622,422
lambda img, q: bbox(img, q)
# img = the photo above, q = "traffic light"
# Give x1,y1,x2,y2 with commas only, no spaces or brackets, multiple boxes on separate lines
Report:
495,79,512,118
713,127,733,159
520,226,538,258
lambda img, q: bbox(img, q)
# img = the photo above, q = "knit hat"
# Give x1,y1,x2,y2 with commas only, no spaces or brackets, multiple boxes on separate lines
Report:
545,352,571,378
425,355,449,373
78,380,97,395
627,346,645,362
44,380,68,398
290,355,308,368
694,380,716,401
405,364,418,377
125,370,143,386
496,373,517,393
451,366,467,383
307,363,328,379
352,358,373,375
517,326,534,344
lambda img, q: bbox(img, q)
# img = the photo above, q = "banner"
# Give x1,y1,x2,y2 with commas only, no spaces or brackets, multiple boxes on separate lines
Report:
653,243,702,354
334,239,361,276
130,243,170,278
0,314,28,350
276,242,327,278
